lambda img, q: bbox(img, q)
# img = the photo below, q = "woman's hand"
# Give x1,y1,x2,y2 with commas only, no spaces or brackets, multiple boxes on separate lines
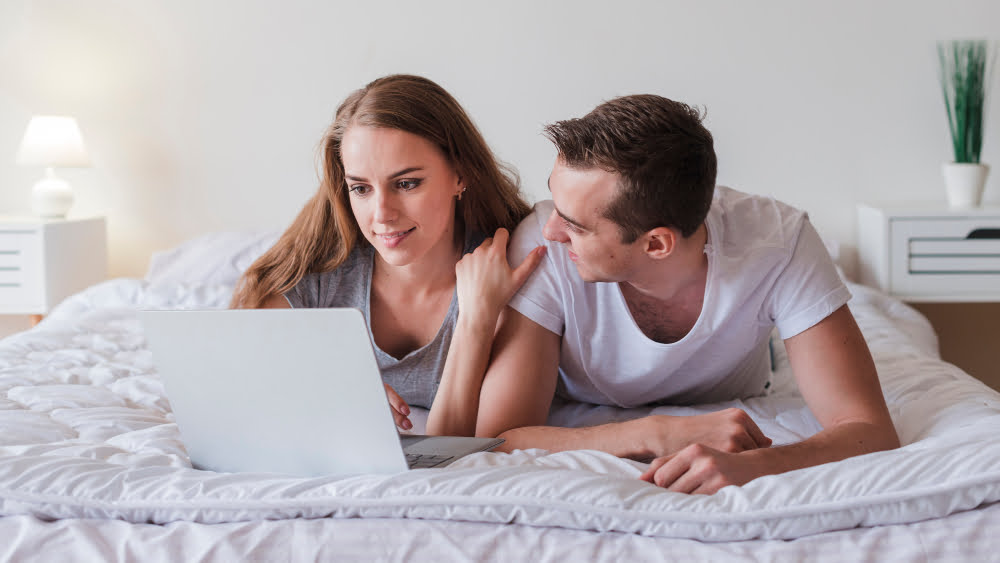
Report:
426,229,544,437
455,228,545,328
384,383,412,431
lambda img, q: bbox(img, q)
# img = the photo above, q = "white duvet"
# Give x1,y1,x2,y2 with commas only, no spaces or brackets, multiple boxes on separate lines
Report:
2,274,1000,542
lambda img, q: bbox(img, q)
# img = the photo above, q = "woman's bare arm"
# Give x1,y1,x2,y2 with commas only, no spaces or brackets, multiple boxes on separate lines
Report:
425,229,545,436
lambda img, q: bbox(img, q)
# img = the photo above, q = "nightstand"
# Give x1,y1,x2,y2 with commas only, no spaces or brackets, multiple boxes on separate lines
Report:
857,203,1000,302
0,217,107,326
857,203,1000,391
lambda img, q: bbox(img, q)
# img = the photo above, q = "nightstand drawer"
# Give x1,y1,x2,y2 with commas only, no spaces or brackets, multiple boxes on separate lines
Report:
0,283,44,310
0,217,105,315
0,252,27,268
0,228,44,309
889,216,1000,296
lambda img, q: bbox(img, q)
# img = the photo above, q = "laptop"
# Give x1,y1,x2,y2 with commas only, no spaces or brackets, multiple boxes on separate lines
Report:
139,308,504,477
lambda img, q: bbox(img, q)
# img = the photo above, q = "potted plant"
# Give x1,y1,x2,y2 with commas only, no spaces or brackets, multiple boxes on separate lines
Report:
938,39,995,208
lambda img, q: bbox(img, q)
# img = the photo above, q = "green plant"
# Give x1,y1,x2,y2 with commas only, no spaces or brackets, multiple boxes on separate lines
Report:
937,40,995,163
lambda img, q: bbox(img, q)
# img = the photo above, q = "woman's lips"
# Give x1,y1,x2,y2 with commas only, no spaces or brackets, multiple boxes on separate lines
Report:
377,227,415,249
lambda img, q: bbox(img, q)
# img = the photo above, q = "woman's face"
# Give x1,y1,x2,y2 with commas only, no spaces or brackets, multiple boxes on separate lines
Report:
341,126,464,267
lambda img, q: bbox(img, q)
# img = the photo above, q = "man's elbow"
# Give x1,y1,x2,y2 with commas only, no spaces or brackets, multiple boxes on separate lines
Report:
872,425,901,452
850,419,901,453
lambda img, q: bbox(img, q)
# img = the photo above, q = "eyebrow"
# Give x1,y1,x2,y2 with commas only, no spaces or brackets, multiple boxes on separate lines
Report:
346,166,424,183
547,176,588,231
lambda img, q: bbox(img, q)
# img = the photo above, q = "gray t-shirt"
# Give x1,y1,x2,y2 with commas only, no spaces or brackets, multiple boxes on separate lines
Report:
284,234,483,408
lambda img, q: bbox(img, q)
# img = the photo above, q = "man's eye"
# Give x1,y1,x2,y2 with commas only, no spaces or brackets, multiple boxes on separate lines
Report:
562,219,579,233
349,184,371,196
397,179,422,191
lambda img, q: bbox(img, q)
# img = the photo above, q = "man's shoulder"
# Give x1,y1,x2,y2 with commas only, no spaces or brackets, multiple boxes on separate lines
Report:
712,186,807,223
509,200,557,261
512,200,554,234
710,186,809,254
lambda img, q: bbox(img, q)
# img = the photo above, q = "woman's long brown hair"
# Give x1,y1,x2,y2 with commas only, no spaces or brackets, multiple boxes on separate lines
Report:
231,75,531,308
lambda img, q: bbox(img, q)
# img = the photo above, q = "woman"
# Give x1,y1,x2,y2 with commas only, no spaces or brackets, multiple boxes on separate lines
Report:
231,74,544,437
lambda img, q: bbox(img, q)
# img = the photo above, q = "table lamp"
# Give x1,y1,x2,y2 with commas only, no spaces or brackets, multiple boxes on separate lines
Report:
15,116,92,219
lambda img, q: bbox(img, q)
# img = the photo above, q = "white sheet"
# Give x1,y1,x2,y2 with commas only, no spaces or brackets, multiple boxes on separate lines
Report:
3,502,998,563
2,274,1000,545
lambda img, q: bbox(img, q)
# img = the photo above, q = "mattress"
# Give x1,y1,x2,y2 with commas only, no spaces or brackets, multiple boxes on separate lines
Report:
1,231,999,559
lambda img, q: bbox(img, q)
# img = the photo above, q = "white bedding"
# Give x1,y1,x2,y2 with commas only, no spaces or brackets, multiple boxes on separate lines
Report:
3,502,998,562
2,233,1000,557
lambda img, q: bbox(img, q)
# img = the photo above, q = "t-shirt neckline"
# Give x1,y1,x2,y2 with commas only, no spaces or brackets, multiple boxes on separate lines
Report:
612,213,717,348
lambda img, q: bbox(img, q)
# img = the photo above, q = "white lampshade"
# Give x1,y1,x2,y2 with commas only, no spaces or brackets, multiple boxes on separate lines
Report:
16,116,92,219
16,116,91,168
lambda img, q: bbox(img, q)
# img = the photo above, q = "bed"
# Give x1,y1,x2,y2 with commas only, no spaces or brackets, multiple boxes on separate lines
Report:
2,231,999,561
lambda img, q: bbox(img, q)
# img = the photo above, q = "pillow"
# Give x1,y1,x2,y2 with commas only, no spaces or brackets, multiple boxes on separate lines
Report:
145,230,280,287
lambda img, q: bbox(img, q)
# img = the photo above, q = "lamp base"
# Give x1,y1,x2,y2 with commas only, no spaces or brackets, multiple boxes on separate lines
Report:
31,168,74,219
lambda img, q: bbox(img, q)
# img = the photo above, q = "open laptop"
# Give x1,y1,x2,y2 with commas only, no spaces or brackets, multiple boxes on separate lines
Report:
139,308,503,477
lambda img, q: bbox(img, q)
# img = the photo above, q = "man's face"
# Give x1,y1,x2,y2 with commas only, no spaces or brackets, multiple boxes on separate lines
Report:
542,159,644,283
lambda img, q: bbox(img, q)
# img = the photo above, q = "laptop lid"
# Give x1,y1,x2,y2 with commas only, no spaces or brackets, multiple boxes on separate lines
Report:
141,308,411,476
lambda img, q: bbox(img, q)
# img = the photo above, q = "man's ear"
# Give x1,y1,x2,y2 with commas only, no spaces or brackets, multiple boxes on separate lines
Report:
643,227,677,259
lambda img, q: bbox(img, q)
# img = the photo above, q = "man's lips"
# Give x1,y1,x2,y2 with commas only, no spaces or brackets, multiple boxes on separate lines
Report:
568,249,578,261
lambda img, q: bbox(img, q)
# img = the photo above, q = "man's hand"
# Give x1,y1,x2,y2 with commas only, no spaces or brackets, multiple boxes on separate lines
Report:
639,444,764,494
634,408,772,461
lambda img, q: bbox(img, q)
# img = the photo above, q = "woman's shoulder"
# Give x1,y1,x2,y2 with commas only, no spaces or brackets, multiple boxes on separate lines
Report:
300,241,372,280
286,242,372,308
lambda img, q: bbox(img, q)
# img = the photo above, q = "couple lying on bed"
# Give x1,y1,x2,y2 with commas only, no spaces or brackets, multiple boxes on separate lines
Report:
230,74,900,495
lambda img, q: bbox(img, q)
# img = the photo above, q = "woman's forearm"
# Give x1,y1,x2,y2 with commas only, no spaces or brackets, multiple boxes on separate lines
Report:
425,315,497,436
429,233,545,436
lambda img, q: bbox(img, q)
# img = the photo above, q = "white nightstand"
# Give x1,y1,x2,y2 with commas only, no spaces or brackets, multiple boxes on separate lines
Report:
0,217,107,325
857,203,1000,302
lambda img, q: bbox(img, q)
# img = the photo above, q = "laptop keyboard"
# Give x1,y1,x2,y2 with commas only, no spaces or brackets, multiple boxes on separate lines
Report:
405,453,454,469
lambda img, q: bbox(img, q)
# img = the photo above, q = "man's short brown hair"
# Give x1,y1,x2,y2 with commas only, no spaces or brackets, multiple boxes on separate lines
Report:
543,95,717,242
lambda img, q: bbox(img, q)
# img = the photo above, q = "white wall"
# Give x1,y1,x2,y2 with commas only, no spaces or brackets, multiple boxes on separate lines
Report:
1,0,998,280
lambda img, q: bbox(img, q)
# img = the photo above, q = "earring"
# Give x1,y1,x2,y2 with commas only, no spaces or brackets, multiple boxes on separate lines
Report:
457,186,467,201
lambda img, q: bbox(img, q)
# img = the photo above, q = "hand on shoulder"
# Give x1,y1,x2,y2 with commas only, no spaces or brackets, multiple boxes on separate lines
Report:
455,228,545,329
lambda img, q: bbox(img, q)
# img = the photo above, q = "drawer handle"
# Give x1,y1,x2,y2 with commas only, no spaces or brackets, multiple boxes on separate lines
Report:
968,228,1000,239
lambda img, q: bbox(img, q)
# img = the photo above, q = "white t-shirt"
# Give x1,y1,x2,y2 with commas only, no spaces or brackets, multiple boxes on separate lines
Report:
506,186,850,407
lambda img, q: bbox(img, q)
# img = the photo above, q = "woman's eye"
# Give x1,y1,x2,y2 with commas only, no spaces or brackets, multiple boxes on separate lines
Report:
349,184,371,196
397,179,422,191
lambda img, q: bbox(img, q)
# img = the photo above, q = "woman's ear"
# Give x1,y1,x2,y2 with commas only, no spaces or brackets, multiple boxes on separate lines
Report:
644,227,677,259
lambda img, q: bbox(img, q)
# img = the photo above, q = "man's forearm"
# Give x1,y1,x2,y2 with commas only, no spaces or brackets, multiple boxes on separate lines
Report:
739,420,900,476
496,419,649,458
496,409,773,461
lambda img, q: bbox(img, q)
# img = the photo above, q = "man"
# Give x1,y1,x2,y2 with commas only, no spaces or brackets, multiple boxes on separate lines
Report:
476,95,899,495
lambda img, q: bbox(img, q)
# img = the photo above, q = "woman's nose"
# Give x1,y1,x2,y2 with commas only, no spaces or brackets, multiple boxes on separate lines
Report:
372,188,397,224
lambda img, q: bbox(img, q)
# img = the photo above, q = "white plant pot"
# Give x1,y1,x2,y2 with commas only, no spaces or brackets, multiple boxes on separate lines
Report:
942,162,990,208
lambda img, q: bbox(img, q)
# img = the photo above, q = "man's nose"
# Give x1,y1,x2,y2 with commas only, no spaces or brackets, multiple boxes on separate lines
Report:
541,209,568,243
